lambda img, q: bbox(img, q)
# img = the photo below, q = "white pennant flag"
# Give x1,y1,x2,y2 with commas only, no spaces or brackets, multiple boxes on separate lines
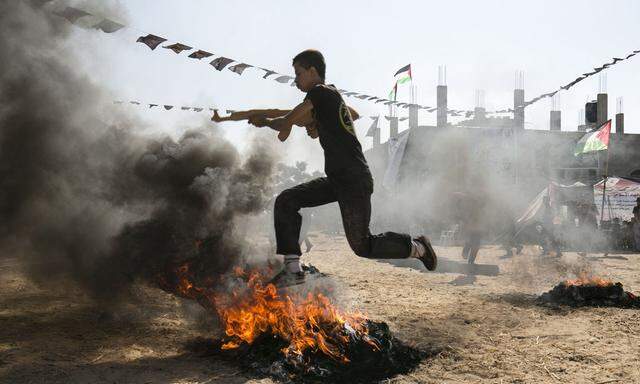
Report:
93,18,125,33
228,63,253,75
210,57,234,71
54,6,91,23
366,116,379,137
274,75,294,83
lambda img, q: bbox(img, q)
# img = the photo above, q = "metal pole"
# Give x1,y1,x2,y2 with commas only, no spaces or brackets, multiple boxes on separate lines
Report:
599,146,610,223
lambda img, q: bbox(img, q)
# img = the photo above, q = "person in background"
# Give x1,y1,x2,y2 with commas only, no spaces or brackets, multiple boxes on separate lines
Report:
633,206,640,252
538,196,562,257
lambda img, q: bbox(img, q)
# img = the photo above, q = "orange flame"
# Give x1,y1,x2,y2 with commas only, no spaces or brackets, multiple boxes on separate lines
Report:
564,271,613,287
163,263,378,362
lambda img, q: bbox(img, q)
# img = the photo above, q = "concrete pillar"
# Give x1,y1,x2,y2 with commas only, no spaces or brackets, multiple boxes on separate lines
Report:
408,104,418,130
389,117,398,139
597,93,608,126
615,97,624,135
437,85,447,128
585,100,598,129
616,113,624,135
372,129,380,148
550,110,561,131
513,89,525,130
474,107,486,124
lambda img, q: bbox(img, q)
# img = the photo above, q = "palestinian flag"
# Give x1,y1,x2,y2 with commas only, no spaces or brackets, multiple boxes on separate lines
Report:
388,82,398,101
394,64,412,85
388,64,411,101
574,120,611,156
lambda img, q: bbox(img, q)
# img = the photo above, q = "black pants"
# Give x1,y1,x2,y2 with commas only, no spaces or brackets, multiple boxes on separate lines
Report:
274,173,411,258
462,231,482,264
538,226,562,255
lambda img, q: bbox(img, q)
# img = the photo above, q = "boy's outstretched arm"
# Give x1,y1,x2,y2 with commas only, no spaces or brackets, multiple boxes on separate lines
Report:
211,108,290,122
250,100,314,142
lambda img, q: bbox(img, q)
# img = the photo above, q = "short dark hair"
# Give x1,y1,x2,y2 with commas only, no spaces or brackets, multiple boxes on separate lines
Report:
293,49,326,80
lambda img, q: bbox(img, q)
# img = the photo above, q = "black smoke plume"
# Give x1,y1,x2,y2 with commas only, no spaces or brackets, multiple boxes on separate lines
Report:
0,2,277,304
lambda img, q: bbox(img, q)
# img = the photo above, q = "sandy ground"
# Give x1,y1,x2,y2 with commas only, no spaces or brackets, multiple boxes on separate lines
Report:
1,233,639,384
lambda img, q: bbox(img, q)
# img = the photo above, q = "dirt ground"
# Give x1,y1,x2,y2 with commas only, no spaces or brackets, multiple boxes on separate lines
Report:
1,233,639,384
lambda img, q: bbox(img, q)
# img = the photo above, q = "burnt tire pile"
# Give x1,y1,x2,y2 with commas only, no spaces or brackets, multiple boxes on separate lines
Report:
539,282,640,308
189,320,427,383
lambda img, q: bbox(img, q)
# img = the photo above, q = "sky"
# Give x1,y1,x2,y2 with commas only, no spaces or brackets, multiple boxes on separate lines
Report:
61,0,640,169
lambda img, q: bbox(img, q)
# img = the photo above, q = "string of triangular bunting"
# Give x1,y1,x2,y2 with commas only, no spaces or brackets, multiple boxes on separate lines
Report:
37,1,639,118
114,96,495,123
113,100,230,114
517,51,640,109
114,100,412,126
37,1,470,116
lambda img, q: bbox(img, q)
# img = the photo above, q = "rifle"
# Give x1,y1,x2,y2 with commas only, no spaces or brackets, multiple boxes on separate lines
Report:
211,109,317,141
212,105,359,141
211,109,289,123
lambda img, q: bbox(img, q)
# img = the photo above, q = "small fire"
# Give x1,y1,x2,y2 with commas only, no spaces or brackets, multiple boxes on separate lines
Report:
564,271,613,287
160,262,378,363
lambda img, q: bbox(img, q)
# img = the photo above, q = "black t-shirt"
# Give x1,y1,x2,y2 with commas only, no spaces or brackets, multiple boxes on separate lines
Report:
305,84,371,178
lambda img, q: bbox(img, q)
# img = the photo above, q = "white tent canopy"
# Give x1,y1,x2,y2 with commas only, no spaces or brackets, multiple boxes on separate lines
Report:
594,177,640,222
516,181,590,227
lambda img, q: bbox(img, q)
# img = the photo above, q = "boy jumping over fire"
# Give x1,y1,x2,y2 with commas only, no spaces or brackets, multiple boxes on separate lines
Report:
214,49,437,286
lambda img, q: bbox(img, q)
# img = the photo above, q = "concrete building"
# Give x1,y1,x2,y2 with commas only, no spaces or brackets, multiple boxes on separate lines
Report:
363,88,640,218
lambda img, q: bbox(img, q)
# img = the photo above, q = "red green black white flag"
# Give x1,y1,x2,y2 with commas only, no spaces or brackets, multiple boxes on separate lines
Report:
388,64,411,101
574,120,611,156
388,82,398,101
394,64,412,85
